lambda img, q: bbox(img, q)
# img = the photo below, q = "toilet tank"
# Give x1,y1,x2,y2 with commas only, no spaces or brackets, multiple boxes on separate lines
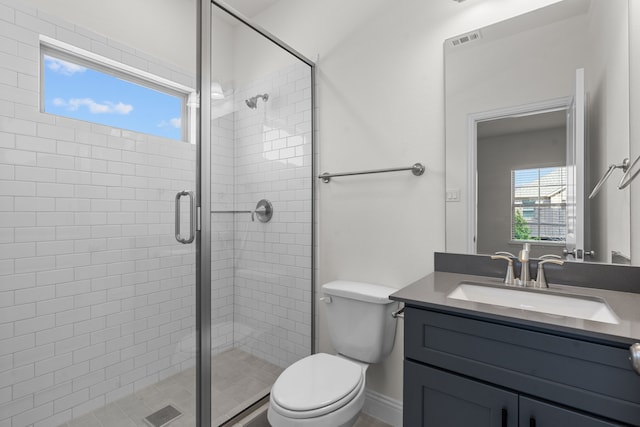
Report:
322,281,399,364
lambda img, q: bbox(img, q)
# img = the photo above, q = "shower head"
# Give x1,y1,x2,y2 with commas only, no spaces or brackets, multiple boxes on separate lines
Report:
245,93,269,109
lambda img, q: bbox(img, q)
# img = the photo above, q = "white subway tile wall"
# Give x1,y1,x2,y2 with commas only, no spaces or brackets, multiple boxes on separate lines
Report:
211,112,235,353
210,62,313,368
234,65,312,368
0,1,197,426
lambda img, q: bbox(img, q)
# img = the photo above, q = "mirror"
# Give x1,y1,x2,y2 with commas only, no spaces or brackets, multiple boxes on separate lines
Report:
445,0,633,265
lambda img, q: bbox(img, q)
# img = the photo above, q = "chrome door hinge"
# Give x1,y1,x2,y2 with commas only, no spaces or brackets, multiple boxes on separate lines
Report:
196,206,201,232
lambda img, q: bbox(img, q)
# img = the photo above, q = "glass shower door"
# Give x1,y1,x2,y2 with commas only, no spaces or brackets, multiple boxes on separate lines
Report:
206,2,315,424
0,1,200,425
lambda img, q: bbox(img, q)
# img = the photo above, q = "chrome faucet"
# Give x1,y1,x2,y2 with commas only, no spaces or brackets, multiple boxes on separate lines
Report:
533,256,564,288
517,243,531,287
493,248,565,289
491,253,516,285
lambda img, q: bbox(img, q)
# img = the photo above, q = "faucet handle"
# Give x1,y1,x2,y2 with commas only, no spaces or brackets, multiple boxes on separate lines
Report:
495,251,516,258
533,259,565,288
491,255,516,285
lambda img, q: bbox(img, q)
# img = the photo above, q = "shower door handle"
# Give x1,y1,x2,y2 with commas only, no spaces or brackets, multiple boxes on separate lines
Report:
175,190,196,244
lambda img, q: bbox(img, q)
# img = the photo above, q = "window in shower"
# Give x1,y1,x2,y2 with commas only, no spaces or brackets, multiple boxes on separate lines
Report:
40,40,192,142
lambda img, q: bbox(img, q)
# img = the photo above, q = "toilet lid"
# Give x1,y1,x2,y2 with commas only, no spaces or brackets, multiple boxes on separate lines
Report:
271,353,363,414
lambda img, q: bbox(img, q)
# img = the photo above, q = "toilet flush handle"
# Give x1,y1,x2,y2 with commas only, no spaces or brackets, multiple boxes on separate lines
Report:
320,296,332,304
392,307,405,319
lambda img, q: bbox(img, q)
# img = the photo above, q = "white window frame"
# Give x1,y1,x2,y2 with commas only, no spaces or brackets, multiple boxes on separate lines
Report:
39,35,197,144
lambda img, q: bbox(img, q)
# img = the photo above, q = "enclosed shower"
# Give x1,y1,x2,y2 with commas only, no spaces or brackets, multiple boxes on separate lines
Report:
207,3,314,423
0,0,314,426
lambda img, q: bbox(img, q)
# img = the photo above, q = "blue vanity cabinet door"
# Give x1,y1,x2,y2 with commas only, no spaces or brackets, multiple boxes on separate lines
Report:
404,360,518,426
519,396,623,427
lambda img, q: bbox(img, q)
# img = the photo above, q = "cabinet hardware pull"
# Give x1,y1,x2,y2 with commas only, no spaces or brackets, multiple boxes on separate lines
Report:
501,408,508,427
529,417,536,427
631,343,640,375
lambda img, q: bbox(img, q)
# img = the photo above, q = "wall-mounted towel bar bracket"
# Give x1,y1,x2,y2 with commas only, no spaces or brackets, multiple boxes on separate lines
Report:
319,162,425,183
619,154,640,190
588,158,629,199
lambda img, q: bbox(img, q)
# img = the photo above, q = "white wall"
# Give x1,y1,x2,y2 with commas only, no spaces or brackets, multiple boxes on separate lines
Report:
250,0,564,404
18,0,196,74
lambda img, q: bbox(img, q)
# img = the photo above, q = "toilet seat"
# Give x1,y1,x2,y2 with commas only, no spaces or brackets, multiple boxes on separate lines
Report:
270,353,364,419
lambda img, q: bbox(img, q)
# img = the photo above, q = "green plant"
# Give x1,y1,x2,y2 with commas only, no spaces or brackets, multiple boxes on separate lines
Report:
514,209,532,240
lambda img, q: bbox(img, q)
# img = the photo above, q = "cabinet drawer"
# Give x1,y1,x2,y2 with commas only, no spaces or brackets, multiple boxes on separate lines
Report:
405,307,640,425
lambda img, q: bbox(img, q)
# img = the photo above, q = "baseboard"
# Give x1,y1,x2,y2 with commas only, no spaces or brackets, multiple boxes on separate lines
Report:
363,388,403,427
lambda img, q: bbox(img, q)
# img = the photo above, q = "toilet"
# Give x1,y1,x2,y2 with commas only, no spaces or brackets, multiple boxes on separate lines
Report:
268,281,399,427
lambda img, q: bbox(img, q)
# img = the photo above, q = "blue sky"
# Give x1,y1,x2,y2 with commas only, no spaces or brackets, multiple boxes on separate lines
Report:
43,56,183,141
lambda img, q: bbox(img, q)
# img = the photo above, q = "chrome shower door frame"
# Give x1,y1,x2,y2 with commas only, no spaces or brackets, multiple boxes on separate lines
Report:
197,1,212,426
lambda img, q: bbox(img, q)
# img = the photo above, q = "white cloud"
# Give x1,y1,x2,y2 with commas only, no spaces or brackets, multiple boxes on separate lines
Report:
53,97,133,115
45,57,87,76
158,117,182,129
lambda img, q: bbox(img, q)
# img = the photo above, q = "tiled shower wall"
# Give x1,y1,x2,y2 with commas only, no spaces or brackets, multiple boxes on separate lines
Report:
210,62,313,368
0,1,196,426
210,111,235,353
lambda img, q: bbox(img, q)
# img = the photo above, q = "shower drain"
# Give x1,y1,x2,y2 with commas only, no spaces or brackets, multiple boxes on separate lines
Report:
144,404,182,427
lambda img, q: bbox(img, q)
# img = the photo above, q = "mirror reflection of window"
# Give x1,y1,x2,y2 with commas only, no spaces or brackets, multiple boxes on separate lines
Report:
512,167,567,243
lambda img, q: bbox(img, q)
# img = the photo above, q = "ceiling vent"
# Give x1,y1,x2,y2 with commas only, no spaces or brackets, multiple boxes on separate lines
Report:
450,30,482,47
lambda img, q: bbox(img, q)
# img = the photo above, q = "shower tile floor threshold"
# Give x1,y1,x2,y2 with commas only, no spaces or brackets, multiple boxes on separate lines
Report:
58,348,391,427
59,348,282,427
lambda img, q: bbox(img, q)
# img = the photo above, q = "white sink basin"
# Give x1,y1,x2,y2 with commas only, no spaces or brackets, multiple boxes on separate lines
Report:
447,283,619,324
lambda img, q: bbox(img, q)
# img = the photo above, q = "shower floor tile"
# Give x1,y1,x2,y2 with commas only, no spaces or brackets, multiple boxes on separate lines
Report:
57,348,282,427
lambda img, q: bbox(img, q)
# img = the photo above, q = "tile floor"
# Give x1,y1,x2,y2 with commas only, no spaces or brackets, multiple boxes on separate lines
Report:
59,348,282,427
353,414,393,427
58,348,391,427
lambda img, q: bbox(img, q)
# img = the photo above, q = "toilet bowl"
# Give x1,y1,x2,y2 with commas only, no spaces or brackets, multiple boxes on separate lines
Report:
268,353,368,427
268,281,399,427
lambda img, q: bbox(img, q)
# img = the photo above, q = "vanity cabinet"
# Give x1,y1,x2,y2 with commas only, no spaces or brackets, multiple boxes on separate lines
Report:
402,307,640,426
405,362,619,426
